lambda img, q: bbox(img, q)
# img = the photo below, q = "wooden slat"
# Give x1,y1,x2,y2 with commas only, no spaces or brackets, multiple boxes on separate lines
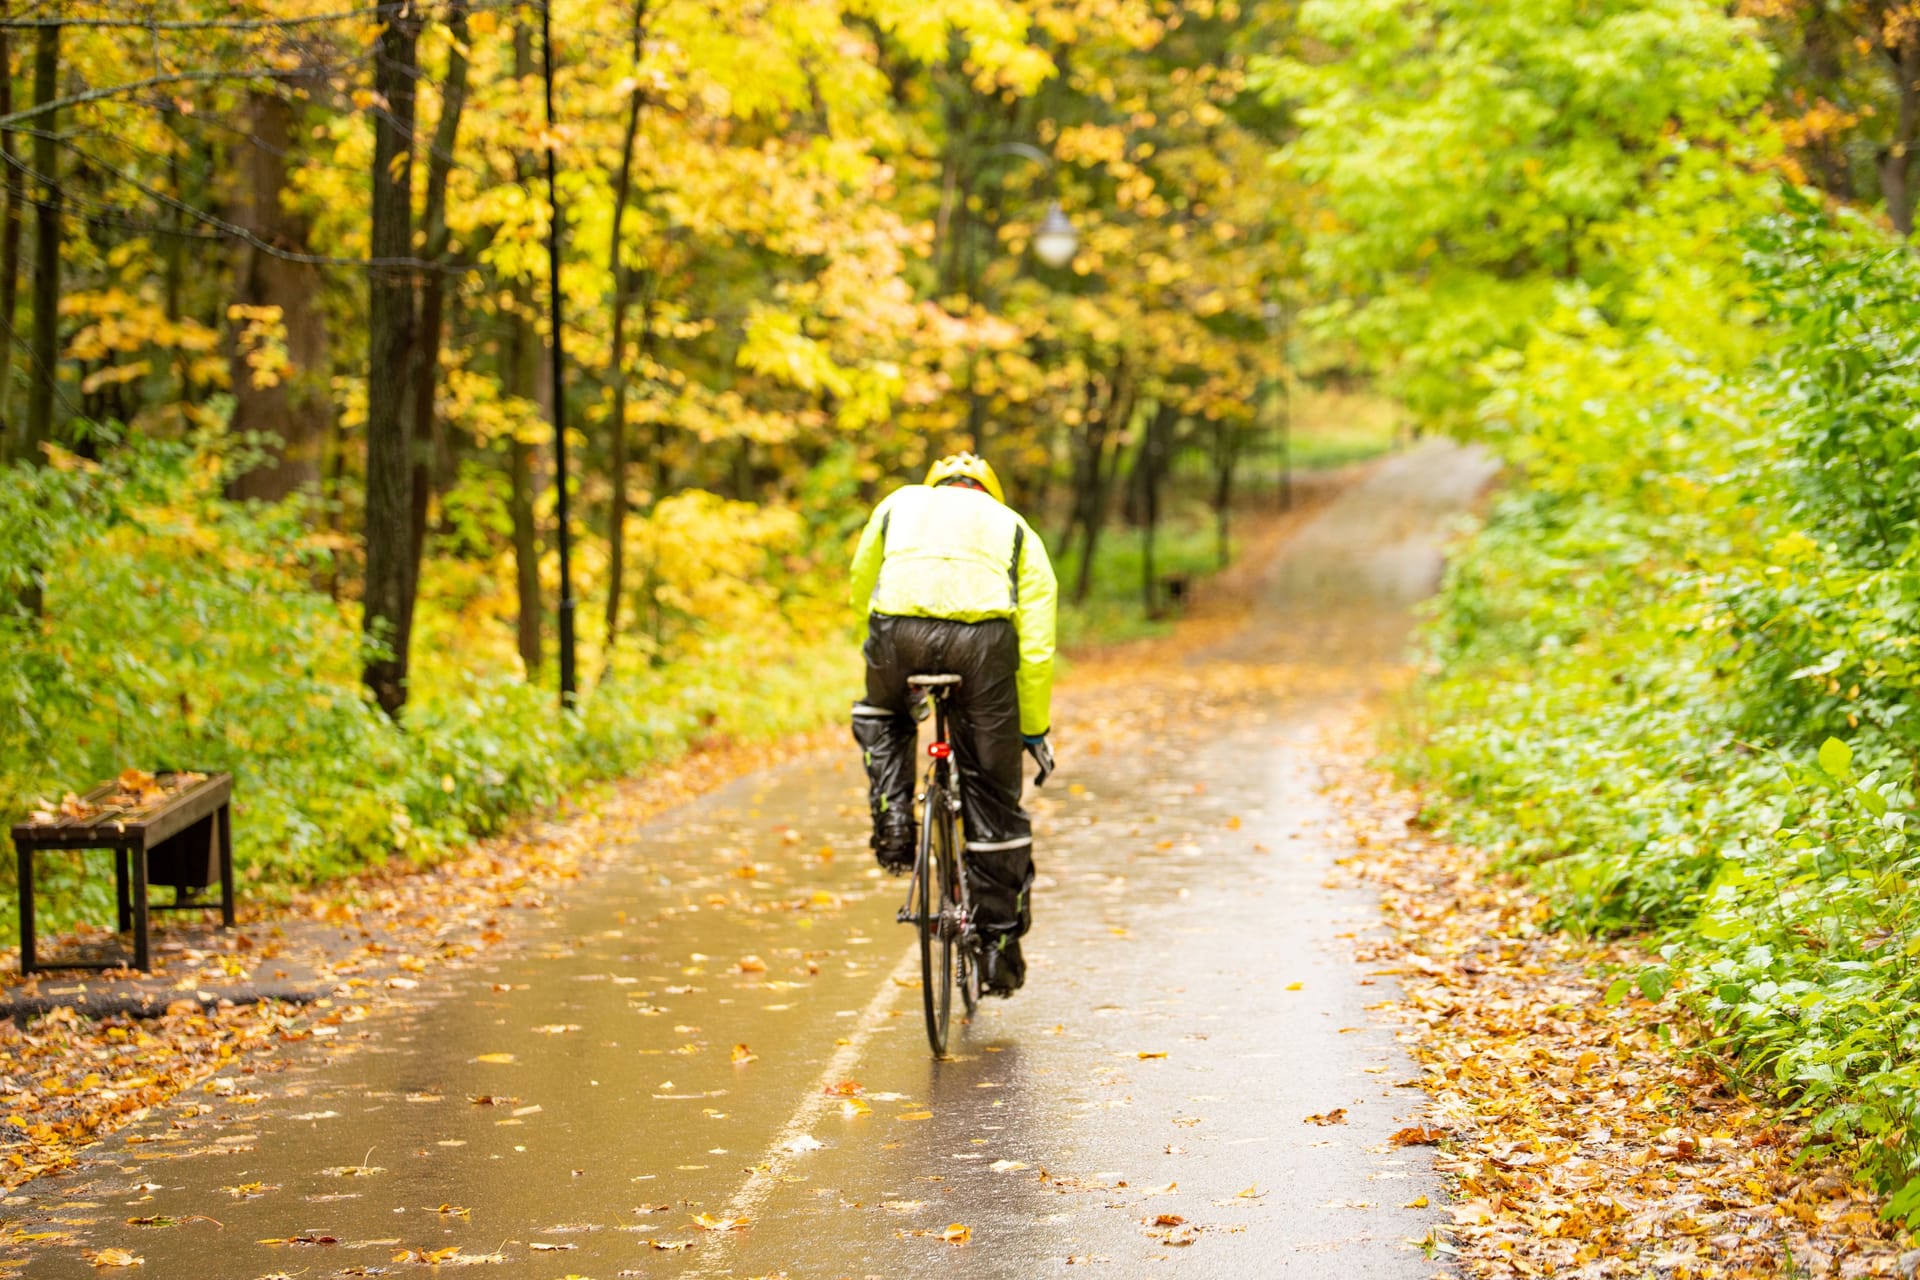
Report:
9,773,232,846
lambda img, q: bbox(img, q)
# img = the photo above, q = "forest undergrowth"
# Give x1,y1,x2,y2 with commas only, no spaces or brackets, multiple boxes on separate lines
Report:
1400,198,1920,1220
1332,726,1918,1278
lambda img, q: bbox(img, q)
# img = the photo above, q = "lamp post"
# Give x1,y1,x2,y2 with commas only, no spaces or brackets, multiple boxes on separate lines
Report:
542,0,576,707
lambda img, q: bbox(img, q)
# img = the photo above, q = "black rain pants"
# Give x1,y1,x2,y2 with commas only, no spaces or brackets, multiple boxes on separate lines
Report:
851,614,1034,956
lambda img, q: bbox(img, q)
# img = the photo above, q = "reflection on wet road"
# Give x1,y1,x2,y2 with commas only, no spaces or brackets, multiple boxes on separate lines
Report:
4,440,1494,1277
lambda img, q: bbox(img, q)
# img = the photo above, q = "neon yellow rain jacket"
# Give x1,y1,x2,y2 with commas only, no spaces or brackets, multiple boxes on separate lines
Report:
849,483,1058,738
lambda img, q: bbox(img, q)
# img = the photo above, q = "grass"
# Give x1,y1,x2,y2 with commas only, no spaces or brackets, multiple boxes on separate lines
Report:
1056,499,1229,649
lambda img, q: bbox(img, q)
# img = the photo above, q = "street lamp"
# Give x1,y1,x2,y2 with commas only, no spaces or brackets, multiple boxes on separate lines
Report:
968,142,1076,269
1033,200,1078,269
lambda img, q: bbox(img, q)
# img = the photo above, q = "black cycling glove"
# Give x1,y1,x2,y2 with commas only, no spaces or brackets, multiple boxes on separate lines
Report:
1023,733,1055,787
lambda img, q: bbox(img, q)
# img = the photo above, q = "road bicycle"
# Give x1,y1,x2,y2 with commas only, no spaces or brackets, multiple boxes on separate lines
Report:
895,673,980,1056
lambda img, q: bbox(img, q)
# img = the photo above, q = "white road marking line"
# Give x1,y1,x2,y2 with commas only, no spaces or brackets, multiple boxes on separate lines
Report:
686,943,918,1274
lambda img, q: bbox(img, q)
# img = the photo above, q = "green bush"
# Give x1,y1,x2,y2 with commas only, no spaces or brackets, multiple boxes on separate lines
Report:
1408,194,1920,1216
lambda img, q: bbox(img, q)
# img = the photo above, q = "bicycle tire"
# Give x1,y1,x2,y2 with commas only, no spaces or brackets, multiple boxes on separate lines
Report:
918,783,955,1056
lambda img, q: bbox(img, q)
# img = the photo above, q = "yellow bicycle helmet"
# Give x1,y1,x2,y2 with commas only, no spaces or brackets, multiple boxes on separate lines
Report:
925,452,1005,503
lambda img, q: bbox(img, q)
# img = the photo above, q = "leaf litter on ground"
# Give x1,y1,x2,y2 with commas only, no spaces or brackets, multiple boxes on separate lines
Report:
1325,719,1920,1277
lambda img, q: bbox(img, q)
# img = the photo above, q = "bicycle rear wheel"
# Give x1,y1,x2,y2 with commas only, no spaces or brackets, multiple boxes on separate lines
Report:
918,782,955,1056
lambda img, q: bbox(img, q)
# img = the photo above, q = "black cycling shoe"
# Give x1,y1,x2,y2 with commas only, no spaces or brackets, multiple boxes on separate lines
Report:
872,816,916,875
979,940,1025,998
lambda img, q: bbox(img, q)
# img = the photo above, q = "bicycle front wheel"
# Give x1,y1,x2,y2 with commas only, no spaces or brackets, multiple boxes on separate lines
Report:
918,783,955,1057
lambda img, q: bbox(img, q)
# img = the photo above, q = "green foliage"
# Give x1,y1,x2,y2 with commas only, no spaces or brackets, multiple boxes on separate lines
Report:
1406,198,1920,1213
1254,0,1774,419
0,439,855,936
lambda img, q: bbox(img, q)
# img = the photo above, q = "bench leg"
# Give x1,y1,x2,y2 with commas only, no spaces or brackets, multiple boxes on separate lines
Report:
17,844,33,978
132,841,150,973
115,846,132,934
217,803,234,929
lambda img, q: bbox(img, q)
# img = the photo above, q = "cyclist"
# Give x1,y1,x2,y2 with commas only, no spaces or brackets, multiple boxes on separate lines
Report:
849,452,1057,998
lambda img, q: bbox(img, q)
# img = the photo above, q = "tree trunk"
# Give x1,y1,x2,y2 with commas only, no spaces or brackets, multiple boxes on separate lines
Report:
604,0,654,652
408,0,472,576
164,144,186,396
0,27,21,457
24,22,58,464
362,7,423,717
506,23,544,678
508,297,542,676
1141,412,1160,617
1879,41,1920,236
1801,15,1856,201
1069,367,1136,604
227,84,330,503
1211,416,1236,570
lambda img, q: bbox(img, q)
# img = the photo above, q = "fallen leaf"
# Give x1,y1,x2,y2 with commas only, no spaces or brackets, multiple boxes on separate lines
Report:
474,1053,516,1065
989,1160,1027,1172
1304,1109,1347,1126
221,1182,275,1199
392,1245,462,1263
84,1250,142,1269
1388,1124,1445,1146
731,1044,756,1064
939,1222,971,1244
690,1213,749,1232
1137,1051,1168,1060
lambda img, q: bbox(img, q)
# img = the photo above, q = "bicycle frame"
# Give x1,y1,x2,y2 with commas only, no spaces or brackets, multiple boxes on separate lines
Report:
896,679,981,1054
898,686,972,935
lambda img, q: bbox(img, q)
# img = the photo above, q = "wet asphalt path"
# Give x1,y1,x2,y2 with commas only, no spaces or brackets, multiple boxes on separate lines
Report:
2,439,1495,1278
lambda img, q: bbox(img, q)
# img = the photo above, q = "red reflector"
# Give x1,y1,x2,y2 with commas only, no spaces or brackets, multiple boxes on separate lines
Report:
928,742,952,759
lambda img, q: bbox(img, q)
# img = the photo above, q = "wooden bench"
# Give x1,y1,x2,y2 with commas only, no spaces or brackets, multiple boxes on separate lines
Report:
9,772,234,975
